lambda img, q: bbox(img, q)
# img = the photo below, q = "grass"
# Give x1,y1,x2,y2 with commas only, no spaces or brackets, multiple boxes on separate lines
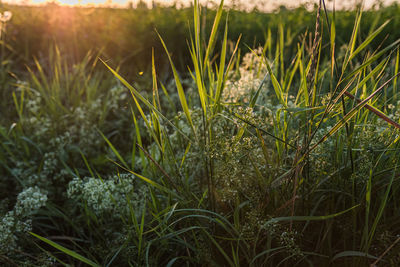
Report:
1,0,400,266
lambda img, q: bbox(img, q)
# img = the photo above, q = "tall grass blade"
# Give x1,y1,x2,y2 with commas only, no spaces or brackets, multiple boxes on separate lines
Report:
30,232,100,267
157,31,196,138
265,58,286,106
367,168,396,249
344,8,363,69
97,129,129,169
266,204,359,223
348,20,390,62
189,37,207,116
203,0,224,69
342,39,400,82
101,59,193,142
394,48,399,101
214,17,228,113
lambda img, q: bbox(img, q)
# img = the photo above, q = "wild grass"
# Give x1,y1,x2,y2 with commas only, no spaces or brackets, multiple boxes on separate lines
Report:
1,0,400,266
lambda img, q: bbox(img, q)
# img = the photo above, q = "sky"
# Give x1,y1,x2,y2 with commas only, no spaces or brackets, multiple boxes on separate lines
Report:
4,0,400,11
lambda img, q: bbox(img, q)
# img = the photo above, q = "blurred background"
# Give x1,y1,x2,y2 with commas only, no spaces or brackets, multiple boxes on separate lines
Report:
1,0,400,78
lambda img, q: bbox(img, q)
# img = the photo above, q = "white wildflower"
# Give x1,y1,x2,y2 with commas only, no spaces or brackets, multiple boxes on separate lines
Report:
14,186,48,216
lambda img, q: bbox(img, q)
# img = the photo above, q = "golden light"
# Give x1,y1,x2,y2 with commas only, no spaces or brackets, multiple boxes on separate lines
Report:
31,0,114,6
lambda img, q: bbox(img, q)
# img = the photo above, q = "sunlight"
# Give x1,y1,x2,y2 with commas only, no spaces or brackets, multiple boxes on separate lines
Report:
7,0,400,10
31,0,114,6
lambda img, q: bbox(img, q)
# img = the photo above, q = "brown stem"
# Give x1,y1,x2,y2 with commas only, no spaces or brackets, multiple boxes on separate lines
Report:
344,91,400,130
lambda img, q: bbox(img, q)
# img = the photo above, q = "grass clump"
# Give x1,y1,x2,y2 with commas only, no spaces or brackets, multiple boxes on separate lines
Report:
1,0,400,266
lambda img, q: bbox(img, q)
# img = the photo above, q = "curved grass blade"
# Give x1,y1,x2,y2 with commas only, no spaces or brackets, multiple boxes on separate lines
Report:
202,229,236,267
266,204,359,223
250,247,285,265
367,168,397,249
332,250,378,261
156,31,196,138
97,128,129,169
30,232,100,267
110,160,179,198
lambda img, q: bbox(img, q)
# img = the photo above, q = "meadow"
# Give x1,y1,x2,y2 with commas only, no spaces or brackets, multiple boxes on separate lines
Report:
1,0,400,266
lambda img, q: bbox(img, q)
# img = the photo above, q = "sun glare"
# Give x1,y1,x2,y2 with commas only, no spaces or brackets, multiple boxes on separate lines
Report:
7,0,400,10
31,0,114,6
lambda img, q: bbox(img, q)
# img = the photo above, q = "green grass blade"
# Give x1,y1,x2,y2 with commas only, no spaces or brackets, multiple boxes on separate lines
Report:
265,58,286,106
79,149,94,178
189,38,207,116
101,59,192,143
112,160,179,198
203,0,224,69
214,17,228,113
332,250,378,261
97,129,129,169
363,168,373,250
266,205,359,223
157,31,196,138
193,0,202,73
368,168,396,249
343,8,362,69
30,232,100,267
130,91,162,150
251,247,285,264
131,107,146,170
349,20,390,62
394,48,399,101
312,71,400,151
202,229,236,267
342,38,400,82
330,9,336,76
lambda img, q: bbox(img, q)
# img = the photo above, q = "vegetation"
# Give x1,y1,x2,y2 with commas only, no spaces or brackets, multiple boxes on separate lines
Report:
1,0,400,266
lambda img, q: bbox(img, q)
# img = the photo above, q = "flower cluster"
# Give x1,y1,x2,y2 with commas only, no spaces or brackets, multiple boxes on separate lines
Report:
14,186,48,216
279,230,303,258
223,47,269,103
0,214,32,254
0,186,47,254
67,173,147,218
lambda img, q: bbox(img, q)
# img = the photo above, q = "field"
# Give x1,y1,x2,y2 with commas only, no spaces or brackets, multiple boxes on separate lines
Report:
1,0,400,266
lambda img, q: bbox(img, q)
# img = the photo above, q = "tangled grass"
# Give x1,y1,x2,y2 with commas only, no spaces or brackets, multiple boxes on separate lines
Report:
1,0,400,266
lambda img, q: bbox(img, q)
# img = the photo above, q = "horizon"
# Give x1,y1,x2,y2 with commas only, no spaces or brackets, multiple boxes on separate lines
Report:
3,0,400,12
